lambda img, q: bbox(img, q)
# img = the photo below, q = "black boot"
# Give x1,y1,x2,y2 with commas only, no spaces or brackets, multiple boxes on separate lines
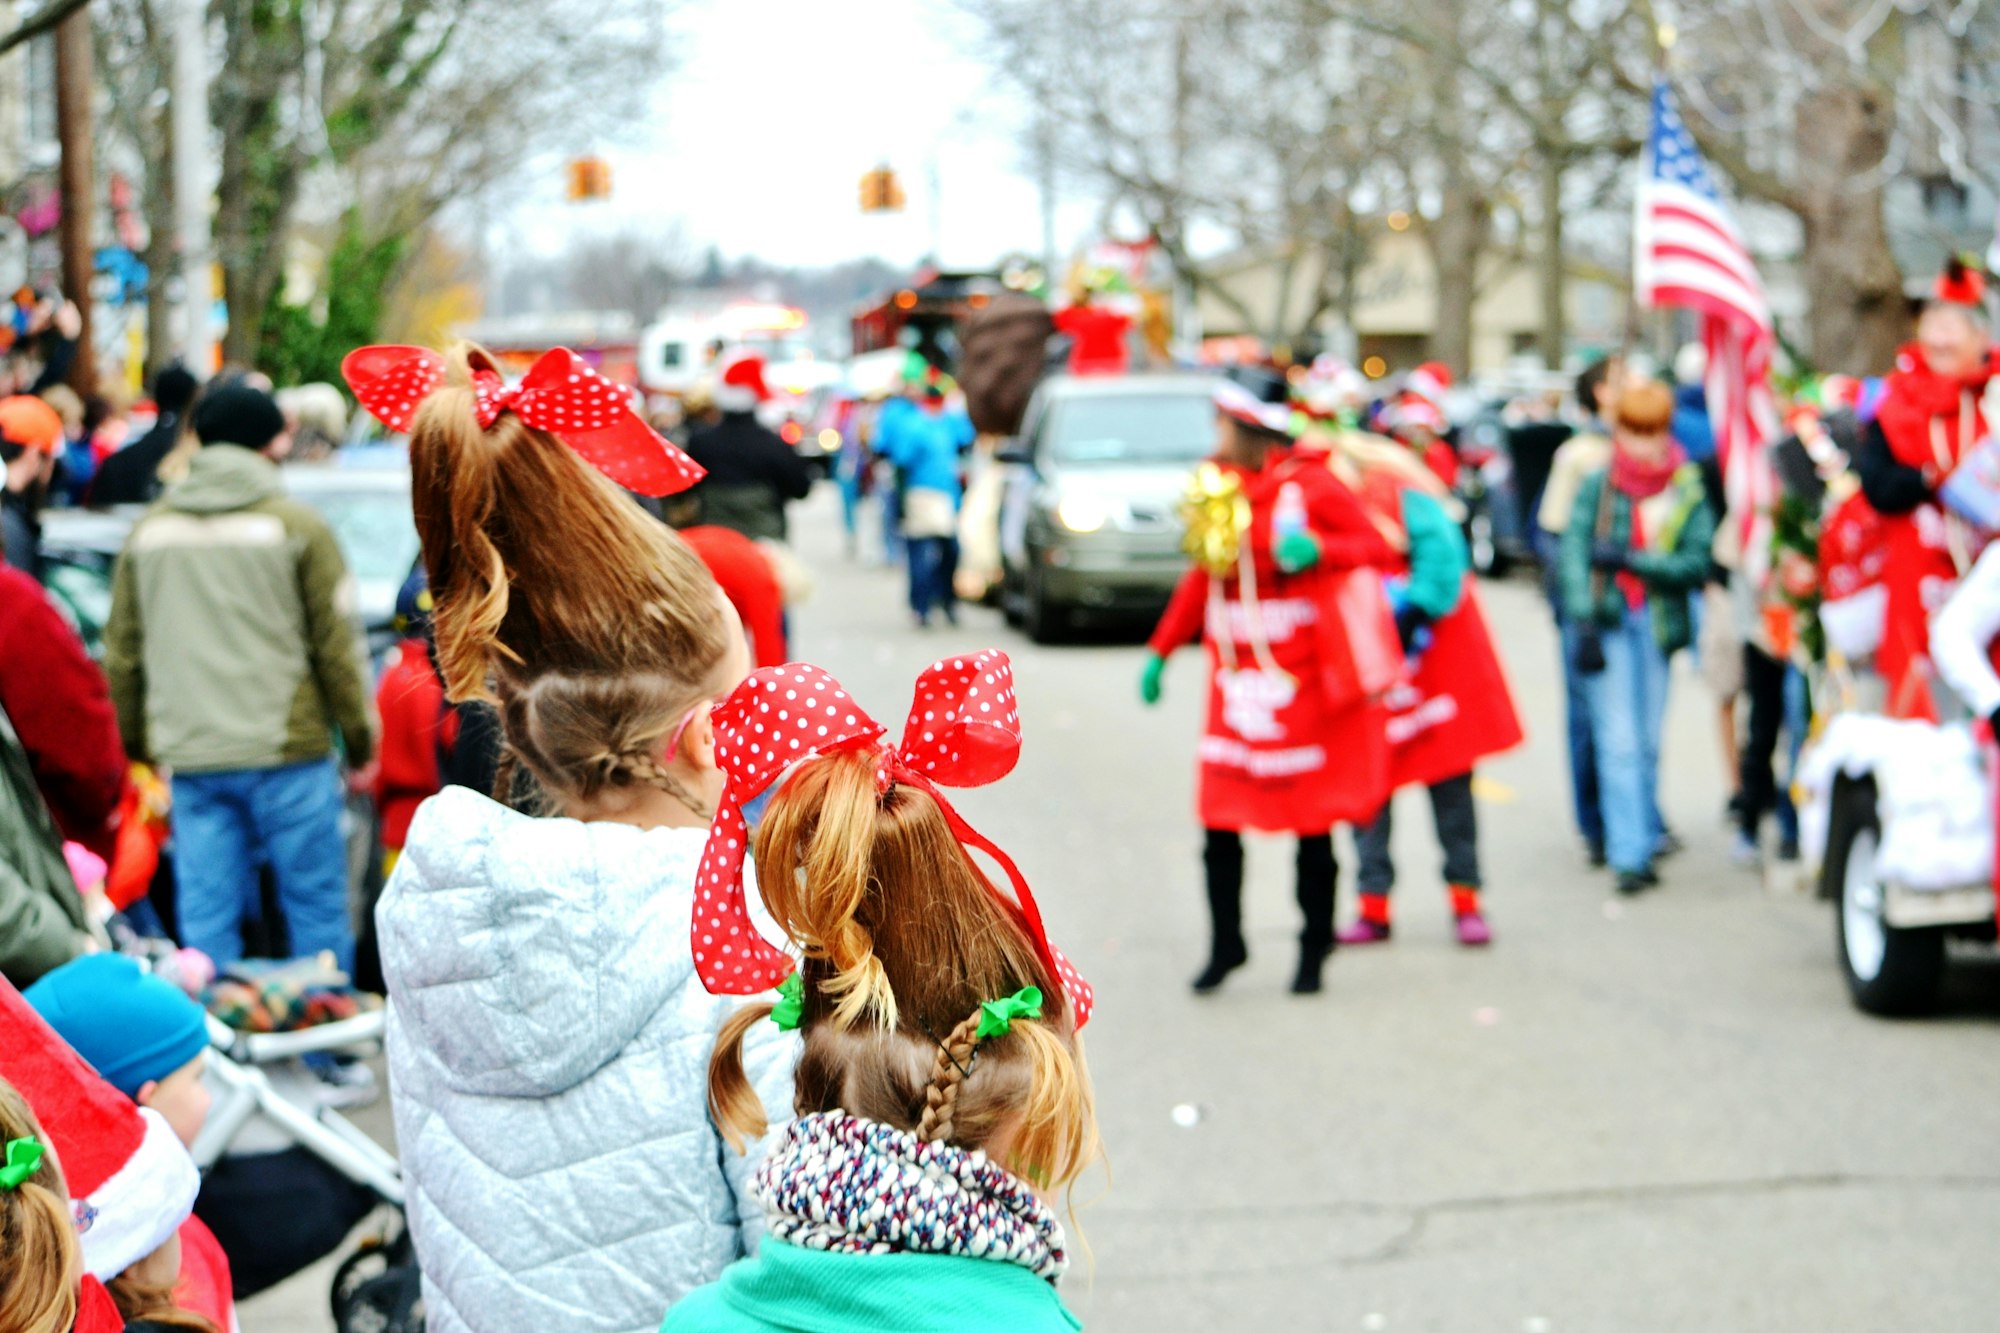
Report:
1292,834,1337,995
1193,829,1248,994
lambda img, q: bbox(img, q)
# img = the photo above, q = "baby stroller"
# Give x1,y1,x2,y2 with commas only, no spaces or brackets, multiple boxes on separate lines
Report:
194,1009,422,1331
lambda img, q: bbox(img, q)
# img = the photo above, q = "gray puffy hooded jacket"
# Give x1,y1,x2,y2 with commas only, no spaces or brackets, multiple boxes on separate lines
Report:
379,786,797,1333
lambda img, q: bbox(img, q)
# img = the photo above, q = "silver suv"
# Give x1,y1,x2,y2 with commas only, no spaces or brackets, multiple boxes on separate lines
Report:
996,373,1216,641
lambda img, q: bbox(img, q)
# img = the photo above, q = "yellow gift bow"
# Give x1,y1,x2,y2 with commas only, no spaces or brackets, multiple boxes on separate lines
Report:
1181,462,1251,579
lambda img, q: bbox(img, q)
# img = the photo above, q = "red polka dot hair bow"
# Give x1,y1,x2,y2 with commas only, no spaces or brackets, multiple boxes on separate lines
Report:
692,650,1093,1028
339,344,705,497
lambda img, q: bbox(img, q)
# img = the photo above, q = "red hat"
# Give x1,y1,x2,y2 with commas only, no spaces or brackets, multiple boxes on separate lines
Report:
1934,255,1987,308
0,979,198,1280
1382,394,1447,437
714,352,771,413
0,394,64,454
1406,361,1453,408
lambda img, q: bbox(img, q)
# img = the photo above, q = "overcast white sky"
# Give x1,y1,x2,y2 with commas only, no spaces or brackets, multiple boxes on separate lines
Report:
492,0,1099,272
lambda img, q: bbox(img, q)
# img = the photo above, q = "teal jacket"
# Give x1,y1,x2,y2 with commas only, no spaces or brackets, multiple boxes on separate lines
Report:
1401,488,1467,620
1559,465,1714,655
662,1240,1082,1333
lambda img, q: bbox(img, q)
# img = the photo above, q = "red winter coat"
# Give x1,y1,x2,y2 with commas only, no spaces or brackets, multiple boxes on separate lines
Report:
1052,304,1132,376
679,525,788,669
1150,452,1398,833
1872,342,2000,718
1351,471,1524,789
0,565,123,860
374,638,451,852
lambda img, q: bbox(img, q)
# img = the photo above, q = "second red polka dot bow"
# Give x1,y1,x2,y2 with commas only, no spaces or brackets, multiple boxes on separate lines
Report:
340,344,704,497
691,651,1093,1028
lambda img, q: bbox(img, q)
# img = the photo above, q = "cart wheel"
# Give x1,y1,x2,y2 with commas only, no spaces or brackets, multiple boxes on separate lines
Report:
1824,775,1946,1016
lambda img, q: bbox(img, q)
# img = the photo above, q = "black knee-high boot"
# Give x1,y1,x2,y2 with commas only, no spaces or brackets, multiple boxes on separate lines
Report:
1293,833,1337,994
1193,828,1248,993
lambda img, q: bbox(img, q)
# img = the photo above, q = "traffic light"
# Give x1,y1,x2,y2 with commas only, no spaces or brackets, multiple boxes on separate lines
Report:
859,166,905,214
567,156,612,201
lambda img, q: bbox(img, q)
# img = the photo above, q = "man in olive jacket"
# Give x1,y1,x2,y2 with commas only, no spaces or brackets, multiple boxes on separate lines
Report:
105,384,375,971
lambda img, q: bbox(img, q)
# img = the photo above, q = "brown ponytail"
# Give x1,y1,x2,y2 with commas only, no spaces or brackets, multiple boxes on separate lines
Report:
0,1081,78,1333
407,345,731,814
710,747,1100,1192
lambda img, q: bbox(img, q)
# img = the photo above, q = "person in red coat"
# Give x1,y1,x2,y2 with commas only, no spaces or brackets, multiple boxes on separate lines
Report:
373,575,453,874
1140,370,1397,995
676,524,788,668
0,563,124,861
1854,259,2000,720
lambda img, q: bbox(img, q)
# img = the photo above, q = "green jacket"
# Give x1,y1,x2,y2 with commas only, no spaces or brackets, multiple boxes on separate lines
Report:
0,700,93,986
104,445,375,773
662,1240,1083,1333
1559,465,1715,656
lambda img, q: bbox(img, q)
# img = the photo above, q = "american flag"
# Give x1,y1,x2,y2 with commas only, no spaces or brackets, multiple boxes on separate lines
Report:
1634,78,1778,561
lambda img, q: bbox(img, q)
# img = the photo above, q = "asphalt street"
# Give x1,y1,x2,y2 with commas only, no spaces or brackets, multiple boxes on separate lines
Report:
245,486,2000,1332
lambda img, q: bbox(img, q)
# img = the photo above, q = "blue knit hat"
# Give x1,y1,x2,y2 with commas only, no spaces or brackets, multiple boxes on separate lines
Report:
23,954,209,1100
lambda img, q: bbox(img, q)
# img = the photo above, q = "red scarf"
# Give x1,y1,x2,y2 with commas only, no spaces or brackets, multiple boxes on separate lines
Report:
1609,440,1686,500
1876,342,2000,475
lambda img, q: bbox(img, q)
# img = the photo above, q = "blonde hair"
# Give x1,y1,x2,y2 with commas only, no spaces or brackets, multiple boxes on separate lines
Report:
708,749,1098,1191
0,1080,78,1333
106,1270,220,1332
407,344,729,814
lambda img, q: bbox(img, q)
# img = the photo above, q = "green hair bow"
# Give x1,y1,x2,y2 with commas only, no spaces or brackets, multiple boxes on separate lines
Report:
0,1137,44,1191
769,974,804,1032
975,986,1043,1040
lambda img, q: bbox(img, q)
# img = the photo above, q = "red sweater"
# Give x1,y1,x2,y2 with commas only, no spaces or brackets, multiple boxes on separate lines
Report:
0,565,123,859
679,525,789,668
374,638,453,850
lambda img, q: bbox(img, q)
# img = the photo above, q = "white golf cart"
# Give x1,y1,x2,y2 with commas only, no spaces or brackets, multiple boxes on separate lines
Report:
1801,712,1998,1015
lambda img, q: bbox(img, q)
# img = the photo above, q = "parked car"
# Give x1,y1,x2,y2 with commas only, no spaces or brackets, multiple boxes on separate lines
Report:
994,373,1215,642
1453,398,1530,578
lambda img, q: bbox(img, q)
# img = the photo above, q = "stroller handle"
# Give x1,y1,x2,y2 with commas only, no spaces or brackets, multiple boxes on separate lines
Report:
206,1010,387,1063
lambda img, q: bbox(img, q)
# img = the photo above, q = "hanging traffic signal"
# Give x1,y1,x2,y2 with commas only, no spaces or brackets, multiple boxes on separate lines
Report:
859,165,904,214
567,157,612,201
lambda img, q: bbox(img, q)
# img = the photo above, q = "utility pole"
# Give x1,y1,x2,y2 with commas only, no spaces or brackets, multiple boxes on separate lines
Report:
53,5,93,395
172,0,212,374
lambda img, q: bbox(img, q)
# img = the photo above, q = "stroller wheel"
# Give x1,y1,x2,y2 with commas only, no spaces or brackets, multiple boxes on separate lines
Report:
331,1225,423,1333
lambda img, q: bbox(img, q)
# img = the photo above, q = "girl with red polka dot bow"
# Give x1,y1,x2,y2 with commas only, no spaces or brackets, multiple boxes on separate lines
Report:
344,343,800,1330
681,652,1097,1333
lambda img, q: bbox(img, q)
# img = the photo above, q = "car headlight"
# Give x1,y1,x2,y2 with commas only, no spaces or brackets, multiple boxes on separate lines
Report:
1056,494,1110,533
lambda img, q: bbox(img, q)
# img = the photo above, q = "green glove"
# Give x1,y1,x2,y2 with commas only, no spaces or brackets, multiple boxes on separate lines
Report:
1139,653,1166,705
1275,530,1322,574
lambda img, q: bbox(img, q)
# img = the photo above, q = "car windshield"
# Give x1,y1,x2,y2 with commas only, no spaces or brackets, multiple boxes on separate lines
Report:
1045,391,1214,466
297,490,420,587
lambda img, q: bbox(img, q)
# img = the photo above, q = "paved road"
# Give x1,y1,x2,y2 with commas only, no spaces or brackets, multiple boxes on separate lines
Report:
246,487,2000,1331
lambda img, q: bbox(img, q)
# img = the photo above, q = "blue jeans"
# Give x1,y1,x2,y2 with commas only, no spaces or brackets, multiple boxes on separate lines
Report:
1558,617,1606,849
907,536,957,620
172,757,353,972
1581,606,1671,874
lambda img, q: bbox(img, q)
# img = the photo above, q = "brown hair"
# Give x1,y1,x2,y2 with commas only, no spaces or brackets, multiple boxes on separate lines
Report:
708,749,1097,1190
1611,380,1675,436
106,1271,220,1332
0,1080,78,1333
407,344,729,814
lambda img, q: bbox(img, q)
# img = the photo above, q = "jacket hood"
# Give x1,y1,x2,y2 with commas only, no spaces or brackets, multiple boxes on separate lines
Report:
165,445,283,514
381,786,719,1098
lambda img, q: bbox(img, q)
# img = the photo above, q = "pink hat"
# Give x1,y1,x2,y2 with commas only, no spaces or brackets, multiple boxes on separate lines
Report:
0,978,198,1279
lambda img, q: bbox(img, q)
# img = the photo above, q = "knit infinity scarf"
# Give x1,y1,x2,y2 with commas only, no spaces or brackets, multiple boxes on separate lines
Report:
754,1110,1069,1284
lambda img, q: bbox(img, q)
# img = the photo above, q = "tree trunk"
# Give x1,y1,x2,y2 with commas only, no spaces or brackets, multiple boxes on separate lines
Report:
143,100,175,379
1427,179,1488,376
1793,81,1908,374
1536,154,1565,369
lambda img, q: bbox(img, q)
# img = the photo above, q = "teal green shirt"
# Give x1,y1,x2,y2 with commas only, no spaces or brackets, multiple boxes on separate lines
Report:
662,1239,1083,1333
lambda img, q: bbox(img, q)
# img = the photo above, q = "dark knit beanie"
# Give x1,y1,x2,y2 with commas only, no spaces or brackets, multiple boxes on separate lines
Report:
193,384,286,451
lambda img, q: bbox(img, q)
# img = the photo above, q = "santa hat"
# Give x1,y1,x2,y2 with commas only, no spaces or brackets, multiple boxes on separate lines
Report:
714,351,771,414
1380,394,1447,438
1405,361,1453,408
1293,356,1365,422
0,978,198,1280
1935,255,1987,308
1214,367,1295,437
